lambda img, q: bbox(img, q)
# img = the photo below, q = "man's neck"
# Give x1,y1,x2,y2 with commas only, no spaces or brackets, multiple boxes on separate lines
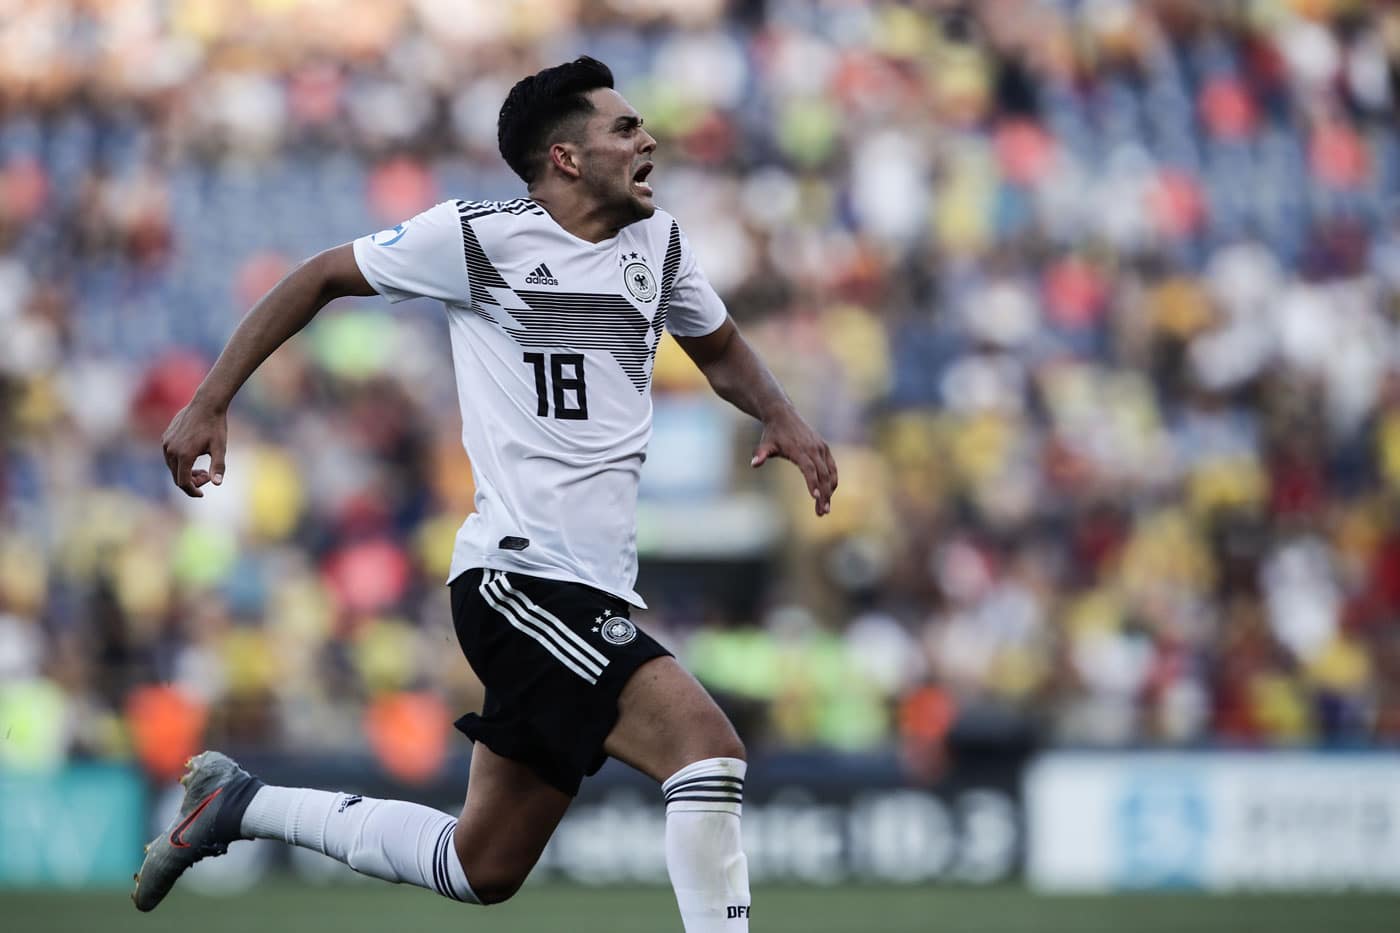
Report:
529,188,623,243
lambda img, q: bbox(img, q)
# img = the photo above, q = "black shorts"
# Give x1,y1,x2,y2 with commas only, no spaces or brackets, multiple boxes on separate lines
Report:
449,568,671,796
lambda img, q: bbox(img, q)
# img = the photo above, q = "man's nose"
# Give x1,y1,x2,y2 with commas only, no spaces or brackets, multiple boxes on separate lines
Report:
639,131,657,155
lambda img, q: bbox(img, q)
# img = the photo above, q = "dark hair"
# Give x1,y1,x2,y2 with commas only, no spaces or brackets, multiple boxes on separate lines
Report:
498,56,615,185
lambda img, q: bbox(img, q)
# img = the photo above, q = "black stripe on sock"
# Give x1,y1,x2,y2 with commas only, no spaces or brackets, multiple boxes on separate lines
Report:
431,823,445,897
665,794,745,804
664,775,743,796
444,822,467,902
432,821,455,899
665,781,746,798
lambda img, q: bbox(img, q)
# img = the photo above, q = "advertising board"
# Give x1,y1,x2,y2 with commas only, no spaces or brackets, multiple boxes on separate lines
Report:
1025,752,1400,891
147,750,1027,892
0,765,145,888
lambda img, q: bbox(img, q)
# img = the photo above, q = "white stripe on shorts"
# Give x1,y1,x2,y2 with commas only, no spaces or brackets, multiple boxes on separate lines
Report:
492,565,613,669
478,572,605,684
494,572,611,670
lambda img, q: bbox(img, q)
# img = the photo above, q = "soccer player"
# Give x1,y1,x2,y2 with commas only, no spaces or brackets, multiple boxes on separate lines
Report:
136,57,837,931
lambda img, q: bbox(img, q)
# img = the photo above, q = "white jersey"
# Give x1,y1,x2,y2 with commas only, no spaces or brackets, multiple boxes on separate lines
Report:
352,198,727,607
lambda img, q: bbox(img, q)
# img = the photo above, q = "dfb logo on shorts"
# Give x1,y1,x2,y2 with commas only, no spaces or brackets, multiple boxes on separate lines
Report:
727,906,750,919
597,617,637,646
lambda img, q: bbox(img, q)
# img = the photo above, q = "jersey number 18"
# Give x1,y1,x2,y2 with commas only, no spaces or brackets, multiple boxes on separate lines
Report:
524,352,588,420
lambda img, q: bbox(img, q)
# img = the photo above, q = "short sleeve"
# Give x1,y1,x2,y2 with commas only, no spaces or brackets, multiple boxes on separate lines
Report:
352,200,467,305
665,226,728,338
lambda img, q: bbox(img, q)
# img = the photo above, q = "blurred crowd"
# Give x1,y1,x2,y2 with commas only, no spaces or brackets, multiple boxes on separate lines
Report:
2,0,1400,779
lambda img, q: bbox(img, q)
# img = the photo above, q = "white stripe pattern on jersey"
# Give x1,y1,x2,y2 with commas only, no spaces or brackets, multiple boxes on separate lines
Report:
478,571,609,684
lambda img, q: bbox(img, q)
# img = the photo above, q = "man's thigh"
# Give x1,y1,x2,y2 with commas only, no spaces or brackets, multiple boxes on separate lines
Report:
603,656,746,783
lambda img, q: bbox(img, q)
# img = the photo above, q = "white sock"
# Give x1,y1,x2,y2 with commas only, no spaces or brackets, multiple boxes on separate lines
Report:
663,757,751,932
241,786,477,903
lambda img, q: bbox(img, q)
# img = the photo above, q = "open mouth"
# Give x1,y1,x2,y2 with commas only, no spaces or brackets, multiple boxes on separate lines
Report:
632,162,654,195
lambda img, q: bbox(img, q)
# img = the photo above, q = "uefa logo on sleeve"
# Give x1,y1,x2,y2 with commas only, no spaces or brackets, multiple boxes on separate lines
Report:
372,224,406,246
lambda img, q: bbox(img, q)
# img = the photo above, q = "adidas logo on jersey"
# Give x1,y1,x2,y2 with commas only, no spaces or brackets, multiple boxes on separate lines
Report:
524,262,559,286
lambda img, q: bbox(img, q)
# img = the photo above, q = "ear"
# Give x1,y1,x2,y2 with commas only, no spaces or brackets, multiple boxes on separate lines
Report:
548,141,582,180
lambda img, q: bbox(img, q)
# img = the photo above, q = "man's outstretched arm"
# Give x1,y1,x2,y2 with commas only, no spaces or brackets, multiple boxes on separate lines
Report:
162,243,375,497
675,317,838,516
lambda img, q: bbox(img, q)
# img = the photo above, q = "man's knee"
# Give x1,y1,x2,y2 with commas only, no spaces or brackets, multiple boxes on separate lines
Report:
459,859,526,906
606,656,749,781
457,844,532,906
683,711,745,766
661,683,745,763
472,879,523,906
709,727,746,764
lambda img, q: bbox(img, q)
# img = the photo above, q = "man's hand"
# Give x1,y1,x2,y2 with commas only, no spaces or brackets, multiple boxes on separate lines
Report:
751,408,838,516
162,400,228,498
675,318,838,515
154,243,373,498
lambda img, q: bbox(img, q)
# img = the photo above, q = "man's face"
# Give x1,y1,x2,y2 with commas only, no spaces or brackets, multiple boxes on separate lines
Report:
570,88,658,222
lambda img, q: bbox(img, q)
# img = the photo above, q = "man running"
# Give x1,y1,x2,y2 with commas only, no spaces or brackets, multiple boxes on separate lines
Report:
138,56,837,932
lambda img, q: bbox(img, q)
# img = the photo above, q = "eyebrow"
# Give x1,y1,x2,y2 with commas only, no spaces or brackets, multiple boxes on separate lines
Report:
612,115,644,131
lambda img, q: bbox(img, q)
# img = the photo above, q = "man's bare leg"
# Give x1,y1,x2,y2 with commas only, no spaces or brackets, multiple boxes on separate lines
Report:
604,656,745,779
226,741,569,907
605,657,752,932
452,741,573,904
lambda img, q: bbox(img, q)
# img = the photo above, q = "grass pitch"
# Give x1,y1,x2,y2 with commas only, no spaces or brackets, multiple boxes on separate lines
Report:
3,882,1398,933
